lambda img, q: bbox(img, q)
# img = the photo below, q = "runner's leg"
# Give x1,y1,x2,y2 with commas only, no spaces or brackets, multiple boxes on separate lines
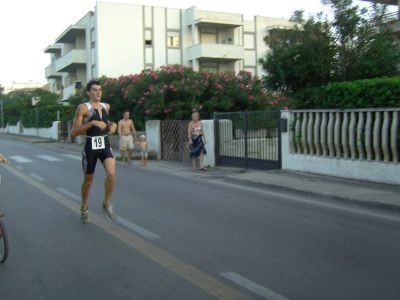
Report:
103,157,116,207
81,174,94,210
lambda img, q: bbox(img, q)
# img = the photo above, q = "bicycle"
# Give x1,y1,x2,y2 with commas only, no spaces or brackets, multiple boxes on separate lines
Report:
0,212,8,263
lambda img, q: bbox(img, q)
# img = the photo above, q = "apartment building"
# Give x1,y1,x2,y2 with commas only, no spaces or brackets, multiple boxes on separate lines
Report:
44,2,291,101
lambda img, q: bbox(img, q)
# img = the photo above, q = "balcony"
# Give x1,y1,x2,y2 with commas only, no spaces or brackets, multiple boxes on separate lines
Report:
45,64,63,79
62,84,77,101
187,44,244,61
44,44,62,54
55,49,87,72
55,25,86,43
192,9,243,28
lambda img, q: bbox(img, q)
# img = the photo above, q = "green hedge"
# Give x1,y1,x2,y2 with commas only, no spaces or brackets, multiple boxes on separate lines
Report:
20,105,76,128
291,77,400,109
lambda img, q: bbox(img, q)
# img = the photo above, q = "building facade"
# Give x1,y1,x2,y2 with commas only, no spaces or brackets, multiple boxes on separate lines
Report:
45,2,291,101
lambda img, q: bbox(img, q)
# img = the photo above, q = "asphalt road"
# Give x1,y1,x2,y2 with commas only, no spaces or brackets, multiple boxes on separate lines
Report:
0,137,399,300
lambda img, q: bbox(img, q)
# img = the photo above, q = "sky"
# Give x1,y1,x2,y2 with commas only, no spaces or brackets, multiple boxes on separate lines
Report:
0,0,387,88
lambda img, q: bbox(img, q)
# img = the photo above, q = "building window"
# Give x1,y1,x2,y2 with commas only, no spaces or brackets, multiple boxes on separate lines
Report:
90,29,96,47
200,27,217,44
244,33,255,50
167,31,180,48
145,29,152,46
200,61,218,74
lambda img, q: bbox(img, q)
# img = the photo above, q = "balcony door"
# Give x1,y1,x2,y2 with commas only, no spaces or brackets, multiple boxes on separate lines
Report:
200,27,217,44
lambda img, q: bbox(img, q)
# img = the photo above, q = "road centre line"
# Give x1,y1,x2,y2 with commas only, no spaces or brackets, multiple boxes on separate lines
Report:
29,173,45,182
9,156,33,163
61,154,81,160
56,187,161,240
2,164,252,300
221,272,291,300
116,217,161,240
56,188,81,201
36,155,62,162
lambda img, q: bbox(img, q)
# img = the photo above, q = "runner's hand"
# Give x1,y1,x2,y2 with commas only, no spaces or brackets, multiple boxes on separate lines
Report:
92,121,107,129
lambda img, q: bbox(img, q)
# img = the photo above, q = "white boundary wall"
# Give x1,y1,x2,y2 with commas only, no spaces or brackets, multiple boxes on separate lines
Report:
281,111,400,185
0,121,60,140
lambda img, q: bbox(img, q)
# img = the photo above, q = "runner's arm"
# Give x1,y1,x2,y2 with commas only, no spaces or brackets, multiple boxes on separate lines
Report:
107,122,117,135
104,103,117,135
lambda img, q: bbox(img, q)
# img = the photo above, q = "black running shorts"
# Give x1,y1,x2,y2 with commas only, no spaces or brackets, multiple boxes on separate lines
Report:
82,139,115,175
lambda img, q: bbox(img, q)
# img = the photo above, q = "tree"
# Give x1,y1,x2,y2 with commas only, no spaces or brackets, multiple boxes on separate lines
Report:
260,0,400,95
260,10,336,93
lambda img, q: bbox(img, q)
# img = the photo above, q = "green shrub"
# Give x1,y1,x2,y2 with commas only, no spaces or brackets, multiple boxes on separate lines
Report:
291,77,400,109
20,105,76,128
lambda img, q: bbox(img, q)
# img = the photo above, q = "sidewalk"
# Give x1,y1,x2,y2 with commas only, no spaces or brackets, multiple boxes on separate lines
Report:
2,133,400,211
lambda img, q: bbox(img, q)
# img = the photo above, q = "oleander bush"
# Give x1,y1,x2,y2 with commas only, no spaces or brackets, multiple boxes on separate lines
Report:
69,65,288,130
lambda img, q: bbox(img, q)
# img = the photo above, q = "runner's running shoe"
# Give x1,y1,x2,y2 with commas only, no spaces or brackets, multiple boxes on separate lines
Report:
81,209,90,224
102,203,117,221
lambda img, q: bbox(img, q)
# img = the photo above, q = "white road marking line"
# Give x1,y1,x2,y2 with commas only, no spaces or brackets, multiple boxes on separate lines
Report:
15,166,24,171
36,155,62,162
56,187,161,240
29,173,45,182
9,156,33,163
61,154,81,160
117,217,161,240
221,272,291,300
56,188,80,201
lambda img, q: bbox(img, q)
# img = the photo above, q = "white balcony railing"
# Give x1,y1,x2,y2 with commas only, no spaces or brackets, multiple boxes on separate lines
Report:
187,44,244,61
45,64,63,79
62,84,77,101
55,49,87,72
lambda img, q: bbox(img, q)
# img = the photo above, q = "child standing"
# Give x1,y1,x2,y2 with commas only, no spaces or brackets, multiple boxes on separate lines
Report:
138,135,148,166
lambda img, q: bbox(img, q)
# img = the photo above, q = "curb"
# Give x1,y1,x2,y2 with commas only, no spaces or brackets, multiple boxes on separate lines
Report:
224,176,400,212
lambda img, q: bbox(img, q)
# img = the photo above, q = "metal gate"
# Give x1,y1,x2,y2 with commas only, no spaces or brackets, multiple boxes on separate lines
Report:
214,111,282,170
160,120,190,162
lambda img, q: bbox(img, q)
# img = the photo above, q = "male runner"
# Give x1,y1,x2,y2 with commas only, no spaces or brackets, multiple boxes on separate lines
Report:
71,79,118,224
117,111,136,163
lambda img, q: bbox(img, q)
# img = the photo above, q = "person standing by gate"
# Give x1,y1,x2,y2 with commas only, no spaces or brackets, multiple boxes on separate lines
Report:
188,111,207,171
118,111,136,164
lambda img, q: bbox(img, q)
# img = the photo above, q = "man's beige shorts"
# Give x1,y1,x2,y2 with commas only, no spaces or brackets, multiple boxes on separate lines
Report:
119,135,134,151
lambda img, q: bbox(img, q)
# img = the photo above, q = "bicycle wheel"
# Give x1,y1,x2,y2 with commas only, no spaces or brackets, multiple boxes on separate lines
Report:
0,217,9,263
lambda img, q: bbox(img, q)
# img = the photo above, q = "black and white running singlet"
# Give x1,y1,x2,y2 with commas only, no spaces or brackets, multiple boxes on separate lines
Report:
82,102,115,174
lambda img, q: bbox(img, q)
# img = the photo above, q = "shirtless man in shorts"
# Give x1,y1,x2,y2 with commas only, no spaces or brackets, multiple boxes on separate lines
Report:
71,79,118,224
117,111,136,164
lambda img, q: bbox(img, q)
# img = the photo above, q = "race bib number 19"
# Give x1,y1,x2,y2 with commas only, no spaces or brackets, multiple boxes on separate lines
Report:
91,136,105,150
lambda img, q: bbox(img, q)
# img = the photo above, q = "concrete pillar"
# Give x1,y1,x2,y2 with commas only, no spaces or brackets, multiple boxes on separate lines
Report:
145,120,161,160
